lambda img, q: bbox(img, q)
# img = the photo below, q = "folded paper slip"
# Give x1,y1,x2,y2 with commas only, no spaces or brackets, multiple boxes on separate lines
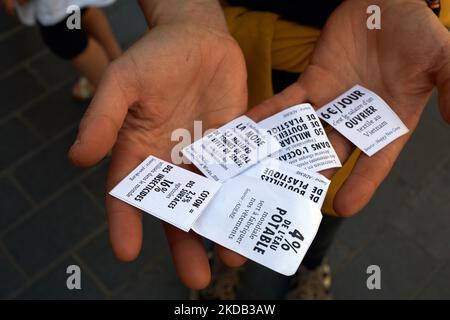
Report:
192,175,322,276
182,115,281,182
109,155,222,232
258,103,342,172
317,85,408,156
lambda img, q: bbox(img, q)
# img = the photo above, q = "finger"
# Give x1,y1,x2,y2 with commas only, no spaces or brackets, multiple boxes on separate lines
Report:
216,245,247,267
333,132,411,217
106,144,144,262
69,64,135,167
164,224,211,290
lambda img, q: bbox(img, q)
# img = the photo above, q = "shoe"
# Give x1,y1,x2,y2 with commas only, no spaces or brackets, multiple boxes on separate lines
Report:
72,77,94,101
286,259,333,300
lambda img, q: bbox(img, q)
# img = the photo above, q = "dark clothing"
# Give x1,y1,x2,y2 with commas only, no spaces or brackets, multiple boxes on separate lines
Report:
38,8,89,60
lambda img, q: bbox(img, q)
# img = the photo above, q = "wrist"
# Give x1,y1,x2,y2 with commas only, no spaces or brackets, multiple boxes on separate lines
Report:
138,0,228,32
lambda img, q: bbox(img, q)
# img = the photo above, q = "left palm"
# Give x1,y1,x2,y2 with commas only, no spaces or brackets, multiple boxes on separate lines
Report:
248,0,450,216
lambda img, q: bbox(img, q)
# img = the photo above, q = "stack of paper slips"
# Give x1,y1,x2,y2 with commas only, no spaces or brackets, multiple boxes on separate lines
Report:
110,85,408,276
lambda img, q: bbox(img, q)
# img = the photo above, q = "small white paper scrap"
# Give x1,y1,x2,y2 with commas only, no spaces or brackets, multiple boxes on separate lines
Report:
258,103,341,172
317,85,408,156
109,155,222,232
182,115,281,182
242,158,331,209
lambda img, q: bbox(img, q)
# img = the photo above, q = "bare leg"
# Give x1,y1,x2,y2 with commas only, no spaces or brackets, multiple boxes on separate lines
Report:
71,37,110,88
82,7,122,60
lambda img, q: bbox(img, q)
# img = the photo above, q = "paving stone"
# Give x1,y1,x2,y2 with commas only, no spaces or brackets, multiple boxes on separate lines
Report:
114,250,189,299
0,175,31,233
335,173,414,252
394,104,450,188
0,10,20,34
424,158,450,201
0,26,44,74
22,82,88,139
17,257,105,299
328,241,353,273
77,216,166,292
81,158,110,206
331,225,439,299
416,262,450,299
28,52,77,88
3,186,103,276
0,68,44,118
387,172,450,261
238,261,291,299
0,247,25,298
13,129,83,203
0,117,41,172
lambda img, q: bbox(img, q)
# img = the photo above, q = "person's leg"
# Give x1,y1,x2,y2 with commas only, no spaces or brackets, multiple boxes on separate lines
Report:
38,15,110,90
70,38,110,87
81,7,122,60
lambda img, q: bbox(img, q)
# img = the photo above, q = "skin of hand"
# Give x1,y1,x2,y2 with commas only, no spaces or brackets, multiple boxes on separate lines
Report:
248,0,450,217
69,0,248,289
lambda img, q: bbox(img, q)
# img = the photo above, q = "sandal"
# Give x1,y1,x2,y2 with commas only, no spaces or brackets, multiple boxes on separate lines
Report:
72,77,95,101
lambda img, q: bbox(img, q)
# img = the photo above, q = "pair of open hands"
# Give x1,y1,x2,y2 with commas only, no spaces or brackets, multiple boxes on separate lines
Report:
69,0,450,289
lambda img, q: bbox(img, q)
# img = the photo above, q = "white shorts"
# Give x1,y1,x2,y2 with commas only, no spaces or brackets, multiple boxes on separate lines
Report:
14,0,116,26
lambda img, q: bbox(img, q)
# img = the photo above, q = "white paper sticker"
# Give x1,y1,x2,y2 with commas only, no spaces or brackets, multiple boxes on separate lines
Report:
192,175,323,276
182,115,281,182
109,155,222,232
317,85,409,156
258,104,341,172
242,158,331,209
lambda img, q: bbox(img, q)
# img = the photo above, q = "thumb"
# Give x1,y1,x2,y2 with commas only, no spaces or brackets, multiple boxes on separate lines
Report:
69,64,135,167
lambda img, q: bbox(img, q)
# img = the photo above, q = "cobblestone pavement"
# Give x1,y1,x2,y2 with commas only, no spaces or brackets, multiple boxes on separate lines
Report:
0,1,449,300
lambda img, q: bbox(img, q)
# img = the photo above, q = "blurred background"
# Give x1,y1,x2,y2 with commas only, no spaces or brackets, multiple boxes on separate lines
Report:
0,0,449,299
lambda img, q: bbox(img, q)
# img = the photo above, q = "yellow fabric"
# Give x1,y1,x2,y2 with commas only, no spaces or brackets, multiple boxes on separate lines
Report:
320,127,362,215
224,4,449,216
224,7,320,108
440,0,450,27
